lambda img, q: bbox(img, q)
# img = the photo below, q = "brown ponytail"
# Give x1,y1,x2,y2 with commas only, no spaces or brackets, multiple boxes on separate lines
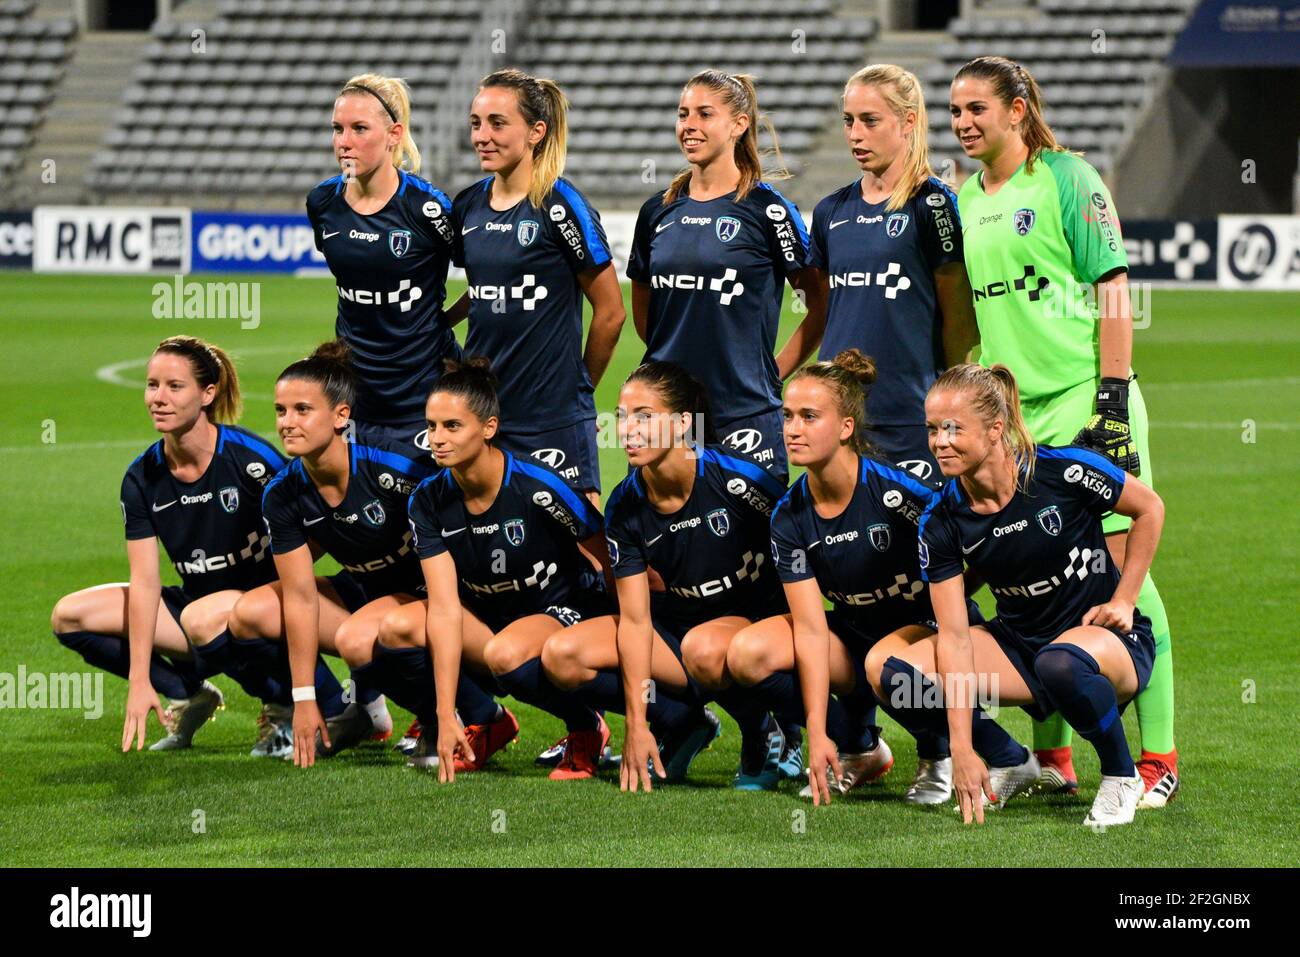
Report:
789,348,878,454
153,335,241,424
664,69,790,205
929,362,1037,486
479,68,569,208
278,339,357,410
953,56,1071,174
430,356,501,428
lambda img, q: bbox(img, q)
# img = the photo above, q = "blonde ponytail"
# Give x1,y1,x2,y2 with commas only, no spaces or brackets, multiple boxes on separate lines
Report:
843,64,933,212
339,73,421,173
929,362,1037,487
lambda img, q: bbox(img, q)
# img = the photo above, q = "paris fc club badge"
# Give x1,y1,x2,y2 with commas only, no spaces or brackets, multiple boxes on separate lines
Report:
505,519,526,547
868,523,891,552
219,486,239,514
518,220,539,247
1014,208,1036,236
716,216,741,243
363,500,386,526
389,229,412,257
885,213,910,238
1036,505,1062,536
707,508,731,537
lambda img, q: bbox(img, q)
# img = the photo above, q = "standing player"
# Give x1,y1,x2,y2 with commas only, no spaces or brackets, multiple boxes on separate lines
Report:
950,56,1178,805
883,363,1164,827
378,359,616,780
542,363,793,791
231,342,489,767
730,350,975,804
805,64,978,478
448,68,624,499
627,69,826,480
50,336,335,754
307,72,459,450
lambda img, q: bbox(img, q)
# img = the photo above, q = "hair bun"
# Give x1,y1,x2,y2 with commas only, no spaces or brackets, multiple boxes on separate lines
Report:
832,348,877,387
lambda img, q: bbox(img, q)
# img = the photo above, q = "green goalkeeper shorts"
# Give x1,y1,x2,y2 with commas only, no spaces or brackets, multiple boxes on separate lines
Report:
1020,377,1152,535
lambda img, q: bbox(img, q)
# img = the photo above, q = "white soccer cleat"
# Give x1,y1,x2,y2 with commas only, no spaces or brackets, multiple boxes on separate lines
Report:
1084,772,1143,828
149,681,225,751
250,702,294,758
957,751,1041,812
905,756,953,805
799,738,894,798
1137,755,1179,809
405,732,440,771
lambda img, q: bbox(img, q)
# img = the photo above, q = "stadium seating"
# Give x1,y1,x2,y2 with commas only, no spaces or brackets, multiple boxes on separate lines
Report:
924,0,1199,175
0,0,76,187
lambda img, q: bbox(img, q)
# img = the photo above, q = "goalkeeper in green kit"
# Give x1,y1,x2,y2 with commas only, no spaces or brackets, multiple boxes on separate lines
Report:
948,55,1177,808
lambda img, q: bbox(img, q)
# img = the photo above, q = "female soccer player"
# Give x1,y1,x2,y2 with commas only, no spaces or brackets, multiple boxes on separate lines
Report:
306,72,459,450
627,69,826,480
377,359,616,781
50,336,324,754
950,56,1178,806
881,363,1164,827
804,64,978,476
231,342,498,767
730,350,979,805
542,362,793,791
447,68,624,498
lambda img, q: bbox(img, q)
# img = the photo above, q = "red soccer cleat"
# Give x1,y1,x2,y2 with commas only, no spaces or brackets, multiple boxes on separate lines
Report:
1137,748,1179,808
454,707,520,772
548,714,611,781
1032,746,1079,796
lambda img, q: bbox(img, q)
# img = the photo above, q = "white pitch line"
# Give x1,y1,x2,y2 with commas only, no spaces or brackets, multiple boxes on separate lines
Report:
0,439,148,454
1153,422,1300,431
94,345,299,401
1143,376,1300,390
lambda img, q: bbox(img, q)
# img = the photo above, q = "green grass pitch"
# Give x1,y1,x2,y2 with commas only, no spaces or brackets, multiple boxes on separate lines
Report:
1,273,1296,866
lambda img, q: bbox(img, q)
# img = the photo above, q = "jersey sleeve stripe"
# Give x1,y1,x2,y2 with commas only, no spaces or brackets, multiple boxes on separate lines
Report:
861,457,937,501
1038,446,1126,485
354,443,426,477
222,428,285,468
553,179,612,266
704,448,787,499
513,458,600,526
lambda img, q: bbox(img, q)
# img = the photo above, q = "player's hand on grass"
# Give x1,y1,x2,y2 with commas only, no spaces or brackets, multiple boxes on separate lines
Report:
620,722,663,793
1072,377,1141,475
806,731,843,807
437,720,474,784
1083,598,1134,633
293,700,328,768
953,749,994,825
122,681,165,753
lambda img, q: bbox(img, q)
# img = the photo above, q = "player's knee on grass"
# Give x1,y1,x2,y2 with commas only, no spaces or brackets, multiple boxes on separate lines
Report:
540,631,584,690
680,629,729,689
179,601,229,646
725,626,776,688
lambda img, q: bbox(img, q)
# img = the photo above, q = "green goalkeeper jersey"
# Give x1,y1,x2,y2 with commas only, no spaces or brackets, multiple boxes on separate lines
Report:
957,150,1128,401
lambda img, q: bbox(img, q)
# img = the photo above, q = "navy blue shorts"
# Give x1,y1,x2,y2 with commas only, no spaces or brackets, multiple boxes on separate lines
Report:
983,611,1156,721
325,572,423,614
865,425,940,485
650,592,789,664
466,590,615,634
496,417,601,493
827,599,984,692
160,585,193,629
717,409,789,484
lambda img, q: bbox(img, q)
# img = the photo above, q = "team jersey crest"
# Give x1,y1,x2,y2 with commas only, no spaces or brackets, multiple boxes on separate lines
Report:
885,213,909,238
389,229,412,257
707,508,731,538
219,486,240,514
363,500,387,526
505,518,526,547
1037,505,1063,536
868,523,891,552
1014,208,1036,236
716,216,741,243
517,220,539,246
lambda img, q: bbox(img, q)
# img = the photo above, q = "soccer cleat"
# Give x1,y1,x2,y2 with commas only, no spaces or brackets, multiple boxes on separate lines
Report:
1137,750,1179,809
150,681,225,751
548,716,612,781
453,707,520,772
367,696,393,742
535,735,568,768
776,722,804,780
394,719,422,756
1030,746,1079,796
733,720,785,791
405,732,440,771
1083,772,1143,827
658,707,722,783
974,751,1042,811
799,738,894,798
249,703,294,759
315,705,374,758
905,756,954,806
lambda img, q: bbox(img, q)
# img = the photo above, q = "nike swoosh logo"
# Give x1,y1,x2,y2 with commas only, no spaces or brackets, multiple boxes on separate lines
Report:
828,219,850,229
645,533,664,546
807,540,820,550
961,538,986,555
322,230,339,239
303,516,326,526
441,527,467,537
655,222,673,234
152,501,177,512
461,226,479,235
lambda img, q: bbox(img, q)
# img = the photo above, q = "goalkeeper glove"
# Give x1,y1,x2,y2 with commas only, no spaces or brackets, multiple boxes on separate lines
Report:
1072,376,1141,475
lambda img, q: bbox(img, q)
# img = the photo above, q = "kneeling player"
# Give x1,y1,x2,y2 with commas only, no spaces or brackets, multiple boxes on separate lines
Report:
880,364,1164,826
542,362,793,791
379,359,615,780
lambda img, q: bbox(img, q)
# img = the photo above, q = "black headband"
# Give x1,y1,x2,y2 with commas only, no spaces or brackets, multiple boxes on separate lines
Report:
346,84,398,122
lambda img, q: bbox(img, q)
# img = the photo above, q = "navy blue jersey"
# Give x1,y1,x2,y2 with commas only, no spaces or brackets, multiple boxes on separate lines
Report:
919,446,1126,646
452,176,610,433
306,170,459,426
627,183,809,423
261,427,437,598
605,447,787,623
408,450,604,617
809,176,962,427
121,425,285,596
771,455,939,634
